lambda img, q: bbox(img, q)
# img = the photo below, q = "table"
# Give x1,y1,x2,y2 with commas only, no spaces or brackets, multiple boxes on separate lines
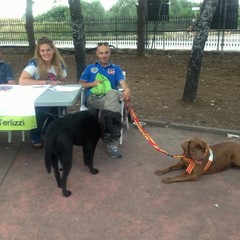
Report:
35,84,82,107
0,84,82,142
35,84,82,117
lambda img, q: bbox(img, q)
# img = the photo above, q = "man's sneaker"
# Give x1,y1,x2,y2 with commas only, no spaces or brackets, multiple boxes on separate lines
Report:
107,145,122,159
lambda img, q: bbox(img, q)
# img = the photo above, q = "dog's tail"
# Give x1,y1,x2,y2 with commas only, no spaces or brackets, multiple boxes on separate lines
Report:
44,126,56,174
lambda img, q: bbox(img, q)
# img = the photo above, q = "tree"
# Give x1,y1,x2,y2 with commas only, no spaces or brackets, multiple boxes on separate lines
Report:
68,0,86,81
136,0,146,56
182,0,218,102
25,0,36,53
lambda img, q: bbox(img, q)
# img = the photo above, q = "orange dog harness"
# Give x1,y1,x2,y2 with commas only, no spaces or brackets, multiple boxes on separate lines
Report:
183,147,214,175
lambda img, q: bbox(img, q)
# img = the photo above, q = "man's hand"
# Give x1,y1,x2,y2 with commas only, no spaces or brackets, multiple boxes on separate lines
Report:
123,87,131,101
91,80,102,87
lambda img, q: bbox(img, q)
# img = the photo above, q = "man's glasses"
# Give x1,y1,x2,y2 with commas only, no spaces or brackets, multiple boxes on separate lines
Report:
97,42,109,46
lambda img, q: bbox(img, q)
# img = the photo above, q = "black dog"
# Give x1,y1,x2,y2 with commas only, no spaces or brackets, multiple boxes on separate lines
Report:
45,109,122,197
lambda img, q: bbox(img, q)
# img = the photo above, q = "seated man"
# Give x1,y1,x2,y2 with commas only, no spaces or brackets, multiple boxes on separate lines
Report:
0,49,16,85
79,42,131,158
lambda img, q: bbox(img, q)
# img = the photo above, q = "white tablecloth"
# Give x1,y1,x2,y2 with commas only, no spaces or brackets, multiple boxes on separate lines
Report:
0,85,48,130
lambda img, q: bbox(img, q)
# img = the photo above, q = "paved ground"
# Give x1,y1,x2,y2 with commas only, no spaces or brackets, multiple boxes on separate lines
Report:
1,121,240,240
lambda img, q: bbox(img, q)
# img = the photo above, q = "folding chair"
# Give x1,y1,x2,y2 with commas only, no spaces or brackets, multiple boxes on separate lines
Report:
118,71,130,144
79,71,129,144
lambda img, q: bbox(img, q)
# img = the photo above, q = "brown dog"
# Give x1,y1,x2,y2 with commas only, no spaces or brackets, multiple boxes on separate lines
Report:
155,138,240,183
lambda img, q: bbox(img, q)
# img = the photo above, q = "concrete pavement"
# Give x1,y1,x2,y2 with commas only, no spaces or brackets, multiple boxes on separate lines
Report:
1,122,240,240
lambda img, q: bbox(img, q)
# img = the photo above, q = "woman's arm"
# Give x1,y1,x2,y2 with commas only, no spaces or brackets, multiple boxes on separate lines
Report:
19,70,46,85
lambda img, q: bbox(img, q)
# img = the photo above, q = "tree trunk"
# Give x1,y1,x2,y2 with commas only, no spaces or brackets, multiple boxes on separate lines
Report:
137,0,146,56
25,0,36,54
182,0,218,102
68,0,86,81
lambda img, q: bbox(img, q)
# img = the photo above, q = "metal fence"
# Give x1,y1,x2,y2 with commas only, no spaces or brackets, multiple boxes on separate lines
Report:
0,17,240,51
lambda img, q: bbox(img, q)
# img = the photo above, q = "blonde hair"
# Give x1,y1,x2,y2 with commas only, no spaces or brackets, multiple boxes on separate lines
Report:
34,36,66,80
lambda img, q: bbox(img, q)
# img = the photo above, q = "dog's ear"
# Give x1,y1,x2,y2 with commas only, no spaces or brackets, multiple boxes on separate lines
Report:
181,140,190,154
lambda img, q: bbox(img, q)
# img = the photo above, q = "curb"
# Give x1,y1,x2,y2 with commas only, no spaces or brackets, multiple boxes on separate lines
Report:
139,119,240,137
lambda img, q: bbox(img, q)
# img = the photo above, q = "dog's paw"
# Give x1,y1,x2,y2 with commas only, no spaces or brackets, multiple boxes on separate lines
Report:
63,190,72,197
90,168,99,175
155,170,164,176
161,178,172,184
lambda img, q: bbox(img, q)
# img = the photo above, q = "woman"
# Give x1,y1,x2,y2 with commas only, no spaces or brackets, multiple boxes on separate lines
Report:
19,36,67,148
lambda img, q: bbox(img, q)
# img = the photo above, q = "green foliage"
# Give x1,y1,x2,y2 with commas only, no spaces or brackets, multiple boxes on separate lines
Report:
35,6,70,21
106,0,137,18
30,0,203,21
35,0,105,21
170,0,201,17
81,0,105,19
34,0,137,20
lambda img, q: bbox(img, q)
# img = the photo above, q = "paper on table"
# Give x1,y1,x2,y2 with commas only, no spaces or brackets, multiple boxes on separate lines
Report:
51,86,81,92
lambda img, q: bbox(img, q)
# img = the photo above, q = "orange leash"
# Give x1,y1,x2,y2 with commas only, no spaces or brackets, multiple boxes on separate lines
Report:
129,107,178,158
129,107,213,174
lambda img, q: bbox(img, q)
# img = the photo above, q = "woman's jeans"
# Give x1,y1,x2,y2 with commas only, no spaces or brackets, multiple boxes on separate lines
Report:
30,106,59,142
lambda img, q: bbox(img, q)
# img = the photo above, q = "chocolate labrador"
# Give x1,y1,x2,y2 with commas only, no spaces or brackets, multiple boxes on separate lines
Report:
45,109,121,197
155,138,240,183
